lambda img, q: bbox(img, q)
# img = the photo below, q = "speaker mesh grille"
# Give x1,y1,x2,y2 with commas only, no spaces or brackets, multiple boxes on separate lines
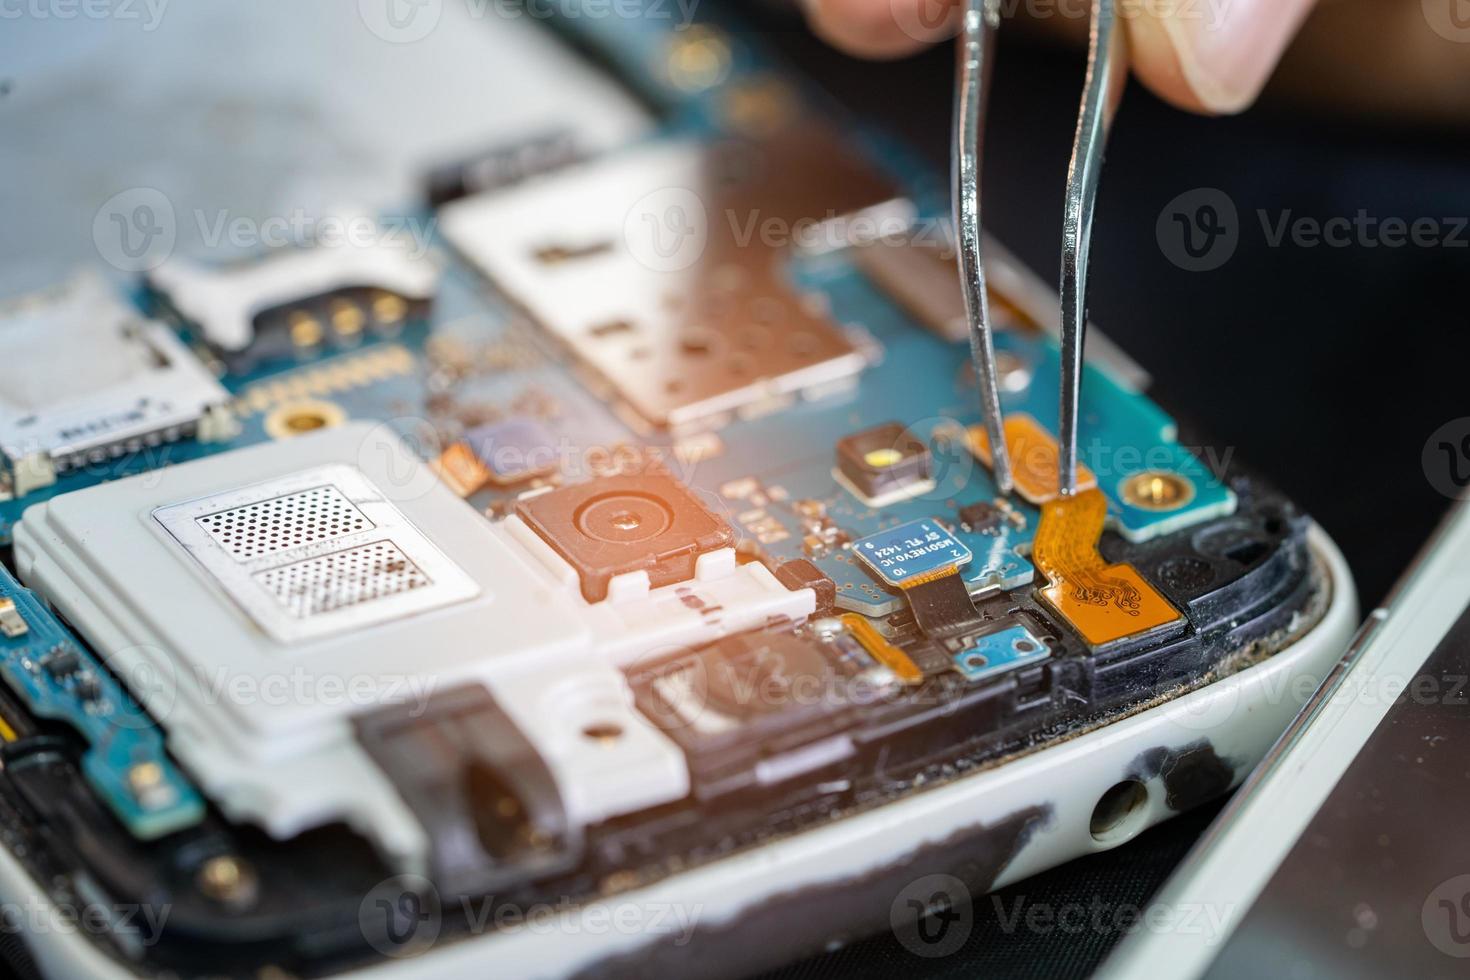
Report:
254,541,430,618
196,485,373,561
154,464,479,642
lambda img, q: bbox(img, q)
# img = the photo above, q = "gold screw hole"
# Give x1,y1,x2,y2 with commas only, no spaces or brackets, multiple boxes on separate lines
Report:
1120,471,1195,512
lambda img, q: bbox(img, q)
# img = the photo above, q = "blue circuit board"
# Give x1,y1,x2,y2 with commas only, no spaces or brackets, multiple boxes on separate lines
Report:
0,2,1239,837
681,250,1234,614
0,566,204,839
952,625,1052,682
0,5,1233,583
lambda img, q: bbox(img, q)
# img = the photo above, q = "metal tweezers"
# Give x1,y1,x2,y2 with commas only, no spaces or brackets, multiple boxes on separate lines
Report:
953,0,1128,497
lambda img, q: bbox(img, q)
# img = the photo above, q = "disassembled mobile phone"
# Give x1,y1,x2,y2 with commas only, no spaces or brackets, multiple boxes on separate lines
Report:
0,4,1355,978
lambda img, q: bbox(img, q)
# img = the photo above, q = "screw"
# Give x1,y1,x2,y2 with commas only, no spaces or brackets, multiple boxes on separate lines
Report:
197,855,258,909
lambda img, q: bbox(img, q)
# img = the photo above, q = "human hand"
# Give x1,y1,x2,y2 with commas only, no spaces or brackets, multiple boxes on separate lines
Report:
798,0,1319,114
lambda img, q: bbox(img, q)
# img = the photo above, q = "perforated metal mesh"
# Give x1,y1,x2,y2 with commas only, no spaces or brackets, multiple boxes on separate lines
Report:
253,541,430,618
196,485,373,561
153,464,478,642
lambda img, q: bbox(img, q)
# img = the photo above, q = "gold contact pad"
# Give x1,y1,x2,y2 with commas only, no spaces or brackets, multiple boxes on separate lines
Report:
969,414,1098,506
896,565,963,591
1032,488,1182,648
430,442,492,498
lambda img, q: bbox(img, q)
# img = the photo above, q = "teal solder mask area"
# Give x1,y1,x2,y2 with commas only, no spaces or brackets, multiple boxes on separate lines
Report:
991,331,1237,542
700,248,1233,616
558,9,1235,598
952,625,1051,682
0,567,203,839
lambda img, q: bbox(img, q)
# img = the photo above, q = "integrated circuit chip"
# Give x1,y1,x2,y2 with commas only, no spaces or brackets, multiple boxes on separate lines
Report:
854,519,973,589
632,628,865,799
464,417,560,486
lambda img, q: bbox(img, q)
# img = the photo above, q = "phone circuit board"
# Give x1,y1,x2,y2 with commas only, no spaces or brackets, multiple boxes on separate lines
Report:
0,4,1333,978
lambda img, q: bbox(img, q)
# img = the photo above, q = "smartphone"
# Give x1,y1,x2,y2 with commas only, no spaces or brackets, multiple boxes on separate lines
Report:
0,4,1356,977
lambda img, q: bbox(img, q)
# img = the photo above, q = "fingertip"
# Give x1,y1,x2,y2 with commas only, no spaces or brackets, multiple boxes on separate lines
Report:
800,0,953,60
1126,13,1214,115
1127,0,1319,115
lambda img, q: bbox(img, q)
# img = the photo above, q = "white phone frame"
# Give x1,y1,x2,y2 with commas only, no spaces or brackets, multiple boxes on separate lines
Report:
0,528,1357,979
